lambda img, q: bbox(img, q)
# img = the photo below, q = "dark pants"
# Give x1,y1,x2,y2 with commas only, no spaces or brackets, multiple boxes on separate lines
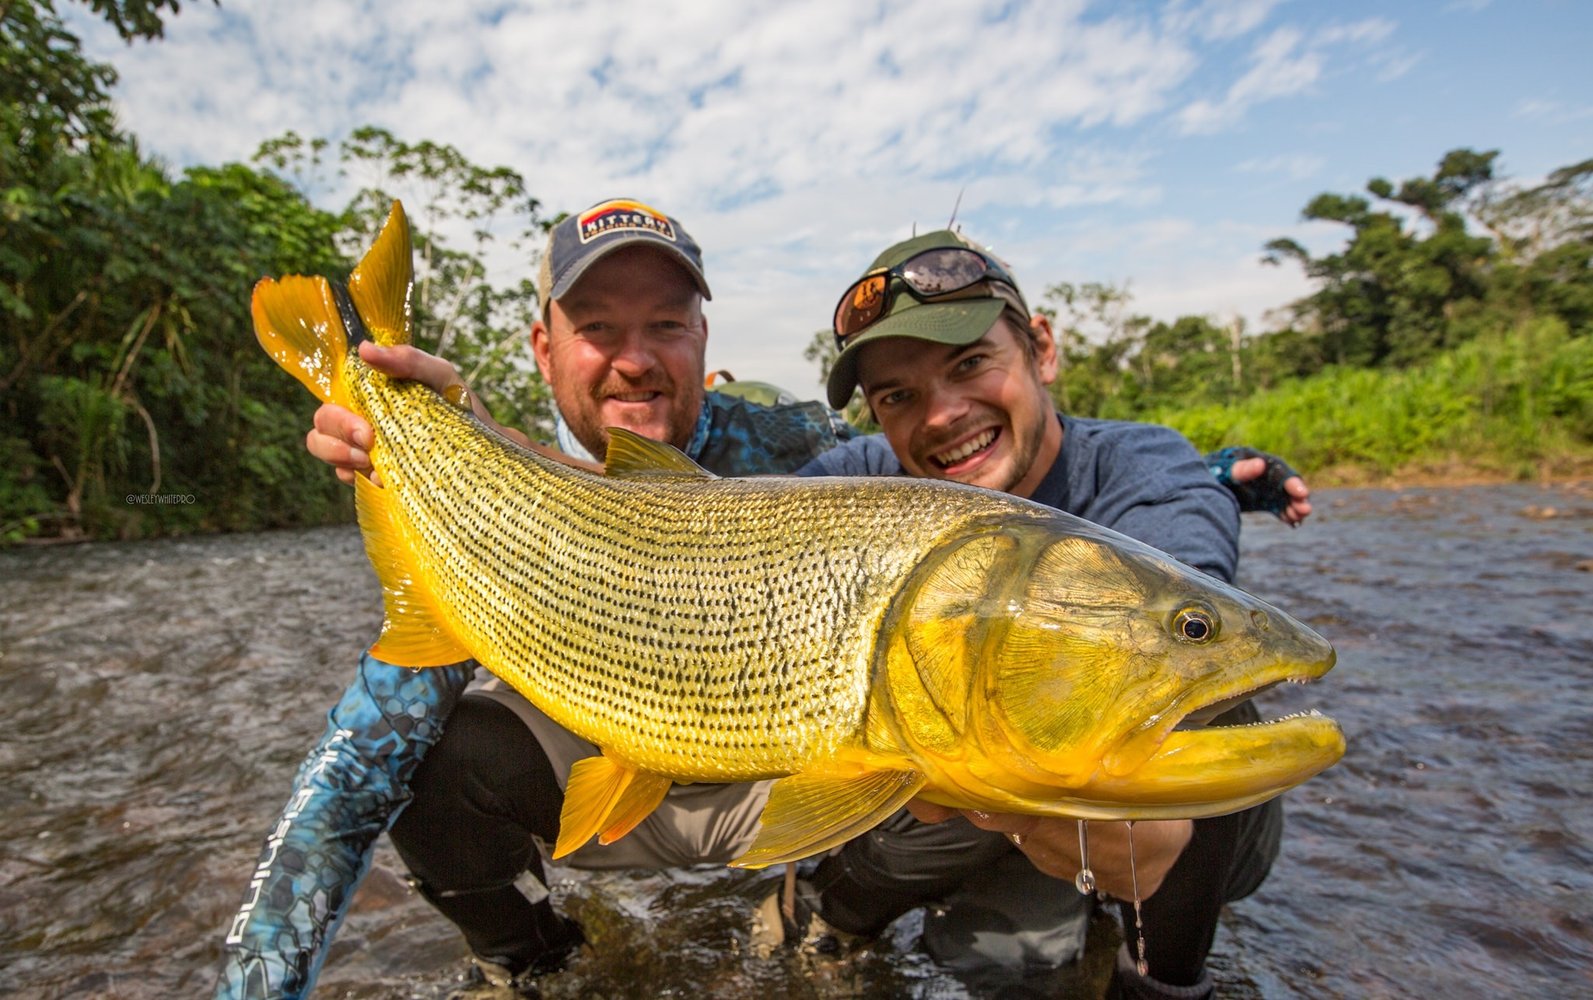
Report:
815,700,1287,987
388,694,572,969
813,793,1282,989
1117,796,1281,986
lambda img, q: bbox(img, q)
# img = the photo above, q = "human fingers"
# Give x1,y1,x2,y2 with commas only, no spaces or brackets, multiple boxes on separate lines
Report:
357,342,463,395
905,798,962,825
960,813,1191,899
959,810,1057,865
1227,456,1266,484
307,405,380,486
1283,477,1312,527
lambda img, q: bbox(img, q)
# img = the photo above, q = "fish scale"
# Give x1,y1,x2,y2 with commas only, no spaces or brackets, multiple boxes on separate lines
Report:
350,367,1028,780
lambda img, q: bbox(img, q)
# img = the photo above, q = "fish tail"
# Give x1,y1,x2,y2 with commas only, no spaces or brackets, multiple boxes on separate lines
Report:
346,201,414,347
250,273,356,406
249,201,415,404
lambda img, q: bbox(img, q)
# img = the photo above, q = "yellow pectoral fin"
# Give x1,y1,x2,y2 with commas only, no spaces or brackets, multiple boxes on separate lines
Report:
554,755,672,858
355,474,469,667
730,767,926,870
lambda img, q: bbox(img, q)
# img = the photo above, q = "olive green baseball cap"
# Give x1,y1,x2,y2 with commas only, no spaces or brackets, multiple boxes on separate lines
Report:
825,229,1025,410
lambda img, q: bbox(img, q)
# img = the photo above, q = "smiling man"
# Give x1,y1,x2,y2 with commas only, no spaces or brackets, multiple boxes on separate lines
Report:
530,199,712,460
771,230,1286,1000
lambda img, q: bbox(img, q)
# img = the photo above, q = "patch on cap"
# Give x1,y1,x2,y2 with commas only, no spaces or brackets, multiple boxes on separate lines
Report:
578,199,678,244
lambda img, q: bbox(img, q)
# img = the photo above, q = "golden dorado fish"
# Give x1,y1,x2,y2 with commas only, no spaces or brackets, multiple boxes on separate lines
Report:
251,202,1345,869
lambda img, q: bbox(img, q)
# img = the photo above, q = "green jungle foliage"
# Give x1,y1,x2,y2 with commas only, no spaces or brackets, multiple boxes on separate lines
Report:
2,1,549,543
1034,149,1592,480
3,1,1590,544
1153,318,1593,478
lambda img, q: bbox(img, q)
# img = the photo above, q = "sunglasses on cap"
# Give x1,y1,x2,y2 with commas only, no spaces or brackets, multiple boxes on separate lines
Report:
832,246,1022,344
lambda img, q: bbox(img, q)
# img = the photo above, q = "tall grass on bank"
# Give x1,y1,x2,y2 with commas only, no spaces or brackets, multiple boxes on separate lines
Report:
1153,319,1593,480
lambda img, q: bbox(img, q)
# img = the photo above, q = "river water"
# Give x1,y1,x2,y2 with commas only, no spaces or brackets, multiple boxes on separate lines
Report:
1,483,1590,999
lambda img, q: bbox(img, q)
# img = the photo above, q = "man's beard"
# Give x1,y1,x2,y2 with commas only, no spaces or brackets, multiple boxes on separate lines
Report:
559,379,695,459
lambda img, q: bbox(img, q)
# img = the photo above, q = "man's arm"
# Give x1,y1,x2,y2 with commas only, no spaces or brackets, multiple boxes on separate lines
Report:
306,344,585,486
214,655,471,1000
1206,446,1312,527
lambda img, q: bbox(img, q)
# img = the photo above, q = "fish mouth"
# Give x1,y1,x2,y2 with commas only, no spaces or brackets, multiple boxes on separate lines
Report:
1070,643,1343,818
1073,708,1346,819
1102,649,1338,781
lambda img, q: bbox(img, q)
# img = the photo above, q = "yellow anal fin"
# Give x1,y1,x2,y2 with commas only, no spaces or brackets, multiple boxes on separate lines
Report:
347,201,415,347
250,274,350,405
730,767,926,870
603,427,716,480
355,473,469,667
553,754,673,858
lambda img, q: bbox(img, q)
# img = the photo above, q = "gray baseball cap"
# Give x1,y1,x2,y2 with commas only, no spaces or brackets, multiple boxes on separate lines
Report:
537,198,711,313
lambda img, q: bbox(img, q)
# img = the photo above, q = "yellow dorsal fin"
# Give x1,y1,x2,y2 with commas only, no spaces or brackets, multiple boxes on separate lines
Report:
729,766,925,870
603,427,716,479
355,473,471,666
553,755,672,858
347,201,414,347
250,274,351,406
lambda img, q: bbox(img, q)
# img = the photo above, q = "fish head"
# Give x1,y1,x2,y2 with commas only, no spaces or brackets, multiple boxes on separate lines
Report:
881,515,1344,820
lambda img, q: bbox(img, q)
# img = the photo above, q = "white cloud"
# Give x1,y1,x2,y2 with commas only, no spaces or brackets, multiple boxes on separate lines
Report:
1176,26,1323,134
1513,98,1593,124
1162,0,1280,42
1236,154,1325,181
58,0,1591,403
1173,17,1407,135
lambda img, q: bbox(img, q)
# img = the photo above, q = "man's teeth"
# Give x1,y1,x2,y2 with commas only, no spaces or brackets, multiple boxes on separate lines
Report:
610,392,655,403
935,429,996,466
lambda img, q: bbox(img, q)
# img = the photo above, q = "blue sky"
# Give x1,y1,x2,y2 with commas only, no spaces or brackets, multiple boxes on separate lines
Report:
69,0,1593,400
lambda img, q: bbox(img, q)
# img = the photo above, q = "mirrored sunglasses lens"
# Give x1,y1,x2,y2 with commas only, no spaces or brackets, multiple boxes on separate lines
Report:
836,274,888,338
901,249,988,295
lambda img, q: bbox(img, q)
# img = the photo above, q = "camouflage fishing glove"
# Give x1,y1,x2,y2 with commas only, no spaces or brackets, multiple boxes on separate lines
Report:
1205,446,1299,520
214,654,472,1000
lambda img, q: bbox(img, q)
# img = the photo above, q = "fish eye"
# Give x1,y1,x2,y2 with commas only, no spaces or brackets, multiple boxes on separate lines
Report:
1172,605,1218,644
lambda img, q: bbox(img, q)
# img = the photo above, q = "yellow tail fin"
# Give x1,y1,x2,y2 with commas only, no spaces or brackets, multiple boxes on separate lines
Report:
250,275,352,406
348,201,414,347
249,201,415,402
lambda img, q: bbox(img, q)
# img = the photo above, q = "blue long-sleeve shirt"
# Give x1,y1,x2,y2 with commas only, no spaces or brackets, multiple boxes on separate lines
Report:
214,655,471,998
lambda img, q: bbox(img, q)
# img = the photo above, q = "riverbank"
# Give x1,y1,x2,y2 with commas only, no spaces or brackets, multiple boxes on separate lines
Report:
1313,457,1593,490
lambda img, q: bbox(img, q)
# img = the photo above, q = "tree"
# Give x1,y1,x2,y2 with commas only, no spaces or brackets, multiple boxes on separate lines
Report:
1041,280,1149,417
802,328,875,430
1263,148,1498,368
2,3,559,542
320,126,552,440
